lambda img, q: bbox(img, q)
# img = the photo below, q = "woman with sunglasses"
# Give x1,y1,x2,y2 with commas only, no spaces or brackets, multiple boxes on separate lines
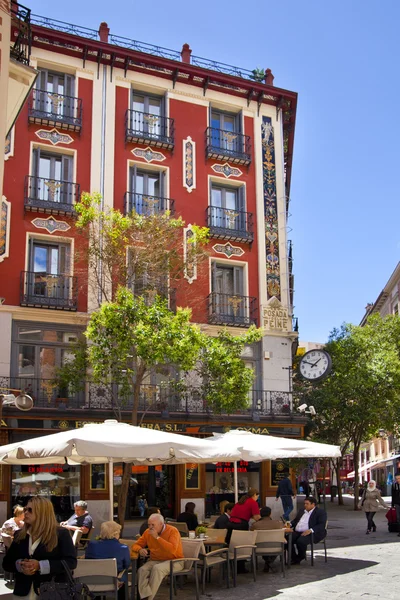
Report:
3,496,77,598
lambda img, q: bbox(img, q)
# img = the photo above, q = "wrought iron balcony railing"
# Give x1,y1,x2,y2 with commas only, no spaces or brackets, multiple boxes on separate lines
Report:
125,110,174,149
28,89,82,131
129,277,177,312
206,205,253,243
10,2,32,65
24,175,79,215
207,292,257,327
0,379,293,417
124,192,175,216
205,127,251,165
20,271,78,311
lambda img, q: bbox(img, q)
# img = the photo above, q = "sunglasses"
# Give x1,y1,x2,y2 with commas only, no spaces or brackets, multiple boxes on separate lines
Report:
23,507,32,513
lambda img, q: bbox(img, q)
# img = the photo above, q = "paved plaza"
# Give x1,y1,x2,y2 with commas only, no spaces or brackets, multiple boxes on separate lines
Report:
0,495,398,600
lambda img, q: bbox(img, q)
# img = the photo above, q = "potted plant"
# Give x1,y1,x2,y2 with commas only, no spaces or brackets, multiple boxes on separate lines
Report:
196,525,207,539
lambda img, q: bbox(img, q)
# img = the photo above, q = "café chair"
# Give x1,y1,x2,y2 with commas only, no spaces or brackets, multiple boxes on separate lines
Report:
74,557,123,600
310,521,328,566
169,539,201,600
169,522,189,537
228,530,257,587
254,529,286,577
72,529,83,547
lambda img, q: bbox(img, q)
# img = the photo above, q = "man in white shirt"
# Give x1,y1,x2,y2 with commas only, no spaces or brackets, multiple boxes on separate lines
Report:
290,496,327,564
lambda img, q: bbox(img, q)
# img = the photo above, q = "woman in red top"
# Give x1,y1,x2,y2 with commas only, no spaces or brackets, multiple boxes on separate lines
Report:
227,488,261,543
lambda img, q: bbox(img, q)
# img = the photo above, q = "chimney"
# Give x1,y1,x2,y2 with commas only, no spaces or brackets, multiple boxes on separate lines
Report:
181,43,192,64
99,22,110,43
265,68,274,86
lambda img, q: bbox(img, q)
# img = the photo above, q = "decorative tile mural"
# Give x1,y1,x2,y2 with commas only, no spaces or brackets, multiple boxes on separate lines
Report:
212,242,244,258
0,197,11,263
211,163,243,179
131,147,166,163
35,128,73,146
183,136,196,192
5,129,13,160
32,216,71,234
184,224,197,284
262,116,280,300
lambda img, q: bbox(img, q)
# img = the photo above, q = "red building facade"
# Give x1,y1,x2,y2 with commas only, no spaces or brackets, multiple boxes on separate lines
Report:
0,13,302,522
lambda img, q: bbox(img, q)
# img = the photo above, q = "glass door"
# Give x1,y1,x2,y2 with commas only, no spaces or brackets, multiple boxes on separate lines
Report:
29,242,70,301
131,170,161,214
132,94,162,137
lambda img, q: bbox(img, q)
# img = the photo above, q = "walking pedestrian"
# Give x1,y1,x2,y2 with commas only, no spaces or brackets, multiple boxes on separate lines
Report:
275,475,295,521
360,479,389,534
391,472,400,536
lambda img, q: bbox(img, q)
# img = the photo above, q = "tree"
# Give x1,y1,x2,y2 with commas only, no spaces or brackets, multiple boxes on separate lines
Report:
74,192,209,306
84,287,261,526
294,315,400,509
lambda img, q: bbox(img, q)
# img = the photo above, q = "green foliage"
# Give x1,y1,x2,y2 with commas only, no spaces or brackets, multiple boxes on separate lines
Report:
53,338,88,394
250,68,265,82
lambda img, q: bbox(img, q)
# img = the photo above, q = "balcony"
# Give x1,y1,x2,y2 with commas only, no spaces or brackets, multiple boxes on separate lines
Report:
20,271,78,311
205,127,251,165
0,379,293,418
24,175,79,215
206,206,253,243
124,192,175,216
125,110,174,149
207,292,257,327
129,276,176,313
10,2,32,66
28,89,82,132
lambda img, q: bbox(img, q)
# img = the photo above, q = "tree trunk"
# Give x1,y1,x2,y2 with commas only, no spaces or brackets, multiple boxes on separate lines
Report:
353,441,361,510
117,379,141,531
334,458,344,506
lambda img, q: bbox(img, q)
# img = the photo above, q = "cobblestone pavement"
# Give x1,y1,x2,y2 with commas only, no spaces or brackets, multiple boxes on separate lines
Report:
0,495,398,599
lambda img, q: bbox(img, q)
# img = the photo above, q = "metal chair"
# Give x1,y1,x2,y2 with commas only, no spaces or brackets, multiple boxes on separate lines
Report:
169,538,201,600
310,521,328,566
169,522,189,537
254,529,286,577
199,544,229,594
228,530,257,587
74,557,122,600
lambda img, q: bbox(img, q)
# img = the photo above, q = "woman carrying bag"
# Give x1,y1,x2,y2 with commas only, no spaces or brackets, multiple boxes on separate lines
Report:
359,480,389,534
3,496,77,599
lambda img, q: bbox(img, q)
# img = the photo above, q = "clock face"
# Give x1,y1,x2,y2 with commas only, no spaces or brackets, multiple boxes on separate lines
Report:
299,350,332,382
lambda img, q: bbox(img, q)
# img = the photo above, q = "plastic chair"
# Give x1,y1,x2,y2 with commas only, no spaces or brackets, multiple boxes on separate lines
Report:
198,540,230,594
169,538,201,600
310,521,328,566
254,529,286,577
169,522,189,537
228,530,257,587
74,557,121,600
204,528,227,544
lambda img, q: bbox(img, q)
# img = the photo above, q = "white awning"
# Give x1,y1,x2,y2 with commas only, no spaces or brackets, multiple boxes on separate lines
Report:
384,454,400,463
347,460,386,479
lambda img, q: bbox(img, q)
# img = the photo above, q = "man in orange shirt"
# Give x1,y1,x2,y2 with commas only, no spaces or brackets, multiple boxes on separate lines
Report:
131,513,184,600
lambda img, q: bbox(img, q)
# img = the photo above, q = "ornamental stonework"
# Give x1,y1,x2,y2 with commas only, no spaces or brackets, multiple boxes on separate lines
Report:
212,242,244,258
32,216,71,234
211,163,243,179
131,147,166,163
35,128,74,146
0,197,11,263
262,116,280,300
183,136,196,193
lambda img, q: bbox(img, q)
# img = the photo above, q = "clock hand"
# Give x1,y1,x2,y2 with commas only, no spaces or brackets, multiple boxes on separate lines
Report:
301,361,315,366
311,358,321,367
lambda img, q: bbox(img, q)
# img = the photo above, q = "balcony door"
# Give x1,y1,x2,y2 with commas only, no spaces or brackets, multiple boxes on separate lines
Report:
211,263,244,320
130,167,163,214
211,110,241,152
28,240,71,302
32,149,73,206
132,93,163,137
35,68,75,118
210,185,245,231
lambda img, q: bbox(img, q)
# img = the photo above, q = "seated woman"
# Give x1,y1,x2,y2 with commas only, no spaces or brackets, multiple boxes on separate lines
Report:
177,502,198,531
85,520,130,599
2,505,24,539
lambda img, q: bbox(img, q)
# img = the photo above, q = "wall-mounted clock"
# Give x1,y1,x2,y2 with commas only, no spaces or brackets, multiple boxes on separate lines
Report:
299,349,332,382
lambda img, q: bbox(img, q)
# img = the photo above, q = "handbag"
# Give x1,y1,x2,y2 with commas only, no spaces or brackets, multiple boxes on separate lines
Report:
39,560,93,600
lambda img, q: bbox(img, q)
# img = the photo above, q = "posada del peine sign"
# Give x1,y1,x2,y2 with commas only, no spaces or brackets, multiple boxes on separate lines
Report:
263,296,290,332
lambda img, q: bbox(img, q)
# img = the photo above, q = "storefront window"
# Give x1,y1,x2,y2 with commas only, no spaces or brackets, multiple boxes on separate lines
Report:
113,463,173,518
205,461,260,516
11,464,80,521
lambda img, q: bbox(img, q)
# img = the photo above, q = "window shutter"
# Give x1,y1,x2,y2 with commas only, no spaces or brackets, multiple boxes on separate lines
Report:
32,148,40,177
238,186,246,231
36,70,48,112
61,156,72,205
64,74,74,118
32,148,40,200
235,111,242,133
211,261,217,294
233,266,243,295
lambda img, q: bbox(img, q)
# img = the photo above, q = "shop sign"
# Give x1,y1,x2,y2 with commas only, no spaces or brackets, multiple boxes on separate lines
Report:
271,460,290,486
28,466,63,473
185,463,200,489
216,460,249,473
263,297,290,332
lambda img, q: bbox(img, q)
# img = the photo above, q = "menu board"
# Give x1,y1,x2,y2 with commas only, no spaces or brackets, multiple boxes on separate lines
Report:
185,463,200,489
271,460,290,487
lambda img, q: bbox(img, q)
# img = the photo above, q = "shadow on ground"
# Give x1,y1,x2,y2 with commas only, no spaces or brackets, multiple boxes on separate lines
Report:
146,555,379,599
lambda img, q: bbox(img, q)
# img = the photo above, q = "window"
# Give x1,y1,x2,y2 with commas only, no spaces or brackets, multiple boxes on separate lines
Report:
129,166,164,214
35,68,75,118
25,239,72,305
210,109,241,151
31,148,73,205
210,184,245,231
132,92,163,137
211,262,245,319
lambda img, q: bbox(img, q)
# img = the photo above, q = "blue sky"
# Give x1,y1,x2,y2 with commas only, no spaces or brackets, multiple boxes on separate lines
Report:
29,0,400,342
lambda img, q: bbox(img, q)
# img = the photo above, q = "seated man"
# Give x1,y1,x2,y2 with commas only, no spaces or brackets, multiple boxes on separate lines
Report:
290,496,327,564
139,506,161,536
250,506,283,572
131,513,184,600
213,502,234,529
60,500,93,540
250,506,282,530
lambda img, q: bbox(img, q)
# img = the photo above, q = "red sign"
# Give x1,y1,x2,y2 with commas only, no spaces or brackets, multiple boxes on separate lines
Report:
28,466,63,473
216,460,249,473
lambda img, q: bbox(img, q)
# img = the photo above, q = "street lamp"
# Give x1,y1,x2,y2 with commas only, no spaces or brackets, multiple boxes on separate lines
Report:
0,388,34,426
298,403,316,416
